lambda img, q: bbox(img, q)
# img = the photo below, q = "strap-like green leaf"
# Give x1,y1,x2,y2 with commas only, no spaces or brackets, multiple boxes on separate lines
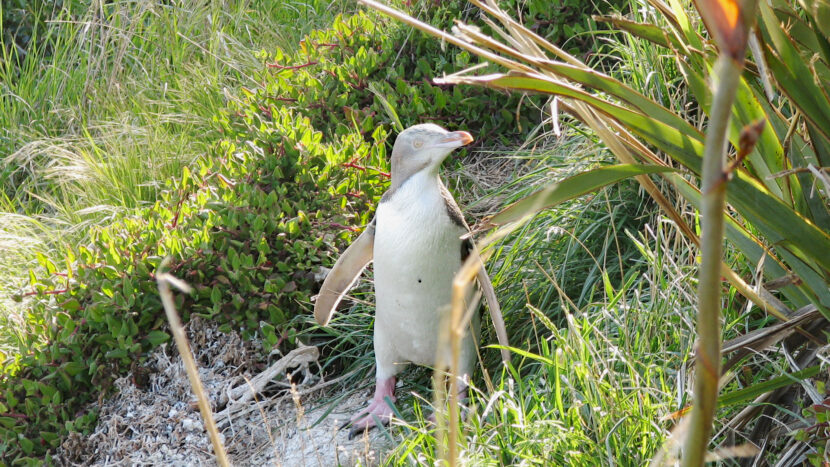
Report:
786,132,830,231
721,172,830,281
538,62,703,142
670,173,819,309
594,16,681,50
467,72,830,275
460,73,707,170
491,164,676,225
718,366,820,407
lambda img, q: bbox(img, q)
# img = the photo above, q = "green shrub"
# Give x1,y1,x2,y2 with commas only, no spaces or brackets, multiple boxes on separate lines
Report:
252,10,536,142
496,0,628,55
0,105,387,460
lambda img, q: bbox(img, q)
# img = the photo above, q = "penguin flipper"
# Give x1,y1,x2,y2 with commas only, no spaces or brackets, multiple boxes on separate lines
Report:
477,266,511,364
313,221,375,326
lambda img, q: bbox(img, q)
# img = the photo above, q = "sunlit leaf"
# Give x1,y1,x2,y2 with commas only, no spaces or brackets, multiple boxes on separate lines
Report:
491,164,676,225
758,2,830,142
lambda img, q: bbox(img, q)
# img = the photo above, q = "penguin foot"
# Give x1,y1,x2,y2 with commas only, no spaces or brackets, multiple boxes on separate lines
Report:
341,376,397,440
344,398,395,439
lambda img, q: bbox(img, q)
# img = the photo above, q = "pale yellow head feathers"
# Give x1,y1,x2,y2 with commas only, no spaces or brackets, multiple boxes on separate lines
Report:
389,124,474,192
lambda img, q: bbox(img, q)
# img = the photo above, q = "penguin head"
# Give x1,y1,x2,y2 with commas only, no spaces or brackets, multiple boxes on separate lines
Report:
389,124,474,190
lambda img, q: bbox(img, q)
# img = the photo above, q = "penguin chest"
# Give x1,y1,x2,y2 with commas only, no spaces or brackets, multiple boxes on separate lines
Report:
373,177,465,365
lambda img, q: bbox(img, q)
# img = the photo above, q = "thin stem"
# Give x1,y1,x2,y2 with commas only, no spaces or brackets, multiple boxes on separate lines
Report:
682,54,741,467
157,271,229,467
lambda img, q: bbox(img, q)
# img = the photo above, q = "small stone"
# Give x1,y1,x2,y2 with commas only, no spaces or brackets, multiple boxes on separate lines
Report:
182,418,204,432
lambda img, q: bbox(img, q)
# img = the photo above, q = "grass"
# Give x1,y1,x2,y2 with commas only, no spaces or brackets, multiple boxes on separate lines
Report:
0,0,353,347
1,0,351,210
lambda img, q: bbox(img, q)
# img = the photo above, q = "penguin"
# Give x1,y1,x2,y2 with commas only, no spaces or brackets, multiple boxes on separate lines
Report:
313,123,509,437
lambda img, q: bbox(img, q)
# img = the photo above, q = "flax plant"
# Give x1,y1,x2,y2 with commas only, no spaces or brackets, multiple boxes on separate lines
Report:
361,0,830,462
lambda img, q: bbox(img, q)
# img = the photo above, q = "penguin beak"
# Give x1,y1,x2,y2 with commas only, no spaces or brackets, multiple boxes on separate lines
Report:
433,131,474,149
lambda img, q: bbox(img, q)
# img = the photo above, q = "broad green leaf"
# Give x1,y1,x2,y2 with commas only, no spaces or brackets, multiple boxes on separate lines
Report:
491,164,676,225
146,330,170,346
62,361,85,377
105,348,128,359
19,437,34,455
61,299,80,312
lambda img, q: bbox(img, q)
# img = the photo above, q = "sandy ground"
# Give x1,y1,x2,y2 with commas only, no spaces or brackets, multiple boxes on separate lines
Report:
55,318,393,466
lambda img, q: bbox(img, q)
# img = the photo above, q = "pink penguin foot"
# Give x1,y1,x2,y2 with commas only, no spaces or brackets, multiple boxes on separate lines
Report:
342,376,396,439
345,396,395,439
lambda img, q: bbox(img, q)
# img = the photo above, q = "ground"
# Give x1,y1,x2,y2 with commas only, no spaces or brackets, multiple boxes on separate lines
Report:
56,318,394,466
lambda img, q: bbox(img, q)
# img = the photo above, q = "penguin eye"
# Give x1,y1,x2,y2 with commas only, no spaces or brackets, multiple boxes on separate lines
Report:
413,139,424,149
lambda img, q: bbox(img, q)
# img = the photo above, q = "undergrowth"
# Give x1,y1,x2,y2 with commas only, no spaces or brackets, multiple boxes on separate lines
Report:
319,128,702,464
391,215,697,465
2,0,798,464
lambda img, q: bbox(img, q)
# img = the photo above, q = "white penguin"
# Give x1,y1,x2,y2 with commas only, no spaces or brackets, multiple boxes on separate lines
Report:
313,124,509,437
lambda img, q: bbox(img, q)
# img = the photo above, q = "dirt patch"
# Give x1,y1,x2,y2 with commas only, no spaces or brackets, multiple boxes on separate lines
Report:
55,318,392,466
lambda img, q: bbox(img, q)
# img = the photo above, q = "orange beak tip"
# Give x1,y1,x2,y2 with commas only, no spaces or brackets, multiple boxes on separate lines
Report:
456,131,474,146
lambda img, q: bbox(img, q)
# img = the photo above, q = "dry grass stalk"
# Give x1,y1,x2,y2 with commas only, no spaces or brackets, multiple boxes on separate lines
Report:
156,269,230,467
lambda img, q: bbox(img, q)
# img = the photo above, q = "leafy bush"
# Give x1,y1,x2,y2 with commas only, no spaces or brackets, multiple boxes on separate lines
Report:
253,10,535,143
0,106,386,461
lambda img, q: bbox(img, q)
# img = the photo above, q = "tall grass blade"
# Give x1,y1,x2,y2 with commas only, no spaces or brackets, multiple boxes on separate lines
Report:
717,365,820,407
490,164,675,225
